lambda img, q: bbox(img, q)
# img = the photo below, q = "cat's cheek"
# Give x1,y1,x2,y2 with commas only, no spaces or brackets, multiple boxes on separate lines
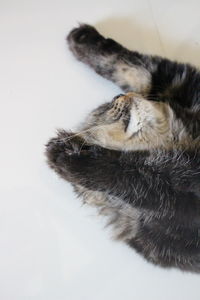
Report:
126,108,141,136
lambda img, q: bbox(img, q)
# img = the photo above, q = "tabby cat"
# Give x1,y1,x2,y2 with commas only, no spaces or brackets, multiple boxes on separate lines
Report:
46,24,200,272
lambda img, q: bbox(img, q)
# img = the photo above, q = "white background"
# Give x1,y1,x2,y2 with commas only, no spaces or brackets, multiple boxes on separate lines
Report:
1,0,200,299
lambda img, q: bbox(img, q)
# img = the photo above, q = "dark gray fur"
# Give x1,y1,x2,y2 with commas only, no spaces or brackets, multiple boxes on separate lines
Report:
46,25,200,272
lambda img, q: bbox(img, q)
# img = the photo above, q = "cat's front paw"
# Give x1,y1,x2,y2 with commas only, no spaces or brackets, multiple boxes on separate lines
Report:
46,131,83,164
46,130,95,168
67,24,104,60
45,130,103,181
67,24,100,45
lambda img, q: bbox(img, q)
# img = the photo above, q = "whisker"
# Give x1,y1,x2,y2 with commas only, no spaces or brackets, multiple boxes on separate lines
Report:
57,124,106,143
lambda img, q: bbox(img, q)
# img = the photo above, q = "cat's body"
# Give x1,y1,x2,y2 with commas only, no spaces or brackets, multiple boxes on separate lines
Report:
46,25,200,272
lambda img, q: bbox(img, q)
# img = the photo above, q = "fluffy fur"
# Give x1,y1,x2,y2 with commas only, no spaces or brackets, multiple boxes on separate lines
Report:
46,24,200,272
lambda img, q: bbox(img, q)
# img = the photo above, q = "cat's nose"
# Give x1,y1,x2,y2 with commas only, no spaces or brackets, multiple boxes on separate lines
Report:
120,93,144,105
112,94,125,102
114,93,134,105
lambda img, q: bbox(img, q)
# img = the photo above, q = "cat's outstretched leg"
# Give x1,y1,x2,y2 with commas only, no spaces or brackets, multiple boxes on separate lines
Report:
45,130,200,216
67,24,200,109
67,24,152,95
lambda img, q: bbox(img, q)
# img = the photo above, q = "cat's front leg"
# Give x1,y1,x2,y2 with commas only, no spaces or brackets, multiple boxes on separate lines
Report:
46,131,151,212
46,130,191,217
67,25,200,108
67,24,152,95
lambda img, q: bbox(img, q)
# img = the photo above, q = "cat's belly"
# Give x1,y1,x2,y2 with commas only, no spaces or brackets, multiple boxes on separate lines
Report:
72,185,200,271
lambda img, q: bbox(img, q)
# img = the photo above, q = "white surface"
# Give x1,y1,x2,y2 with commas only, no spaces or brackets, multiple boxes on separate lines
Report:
1,0,200,299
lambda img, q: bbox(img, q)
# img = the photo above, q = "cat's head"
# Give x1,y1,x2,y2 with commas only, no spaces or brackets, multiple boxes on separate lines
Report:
79,93,190,151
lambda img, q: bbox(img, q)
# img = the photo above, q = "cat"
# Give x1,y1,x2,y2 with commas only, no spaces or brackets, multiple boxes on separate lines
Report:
46,24,200,272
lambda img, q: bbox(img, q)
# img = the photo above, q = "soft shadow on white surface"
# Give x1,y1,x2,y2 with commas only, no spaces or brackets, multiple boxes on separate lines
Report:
1,0,200,299
96,16,200,66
